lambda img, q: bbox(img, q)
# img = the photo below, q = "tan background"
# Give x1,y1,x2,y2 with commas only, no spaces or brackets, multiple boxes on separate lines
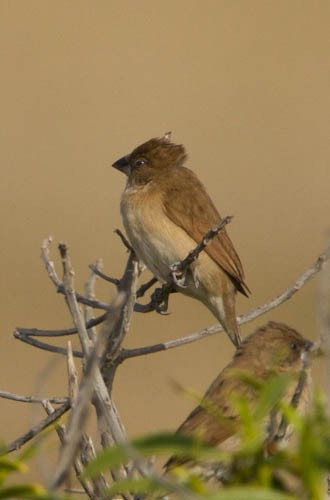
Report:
1,0,329,484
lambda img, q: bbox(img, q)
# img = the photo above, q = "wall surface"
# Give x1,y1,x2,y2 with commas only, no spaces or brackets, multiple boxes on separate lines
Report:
1,0,329,484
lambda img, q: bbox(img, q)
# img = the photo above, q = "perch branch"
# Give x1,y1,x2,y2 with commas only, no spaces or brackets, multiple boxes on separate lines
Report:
120,245,330,360
115,228,133,251
14,241,330,363
134,216,233,312
170,216,233,285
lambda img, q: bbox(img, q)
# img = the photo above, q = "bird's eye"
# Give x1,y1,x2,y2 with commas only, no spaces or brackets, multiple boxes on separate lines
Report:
290,342,297,350
134,158,147,167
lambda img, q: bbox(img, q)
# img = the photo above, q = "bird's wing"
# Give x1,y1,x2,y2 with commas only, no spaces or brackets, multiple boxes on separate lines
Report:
162,167,249,295
164,373,257,470
180,372,258,443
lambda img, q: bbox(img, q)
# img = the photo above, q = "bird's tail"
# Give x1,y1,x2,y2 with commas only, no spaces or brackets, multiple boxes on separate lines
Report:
209,293,241,348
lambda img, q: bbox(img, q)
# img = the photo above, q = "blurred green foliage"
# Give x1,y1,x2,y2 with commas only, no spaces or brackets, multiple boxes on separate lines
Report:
84,375,330,500
0,444,66,500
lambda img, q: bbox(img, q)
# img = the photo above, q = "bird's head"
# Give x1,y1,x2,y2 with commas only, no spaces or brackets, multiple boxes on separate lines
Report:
112,132,187,184
237,321,313,374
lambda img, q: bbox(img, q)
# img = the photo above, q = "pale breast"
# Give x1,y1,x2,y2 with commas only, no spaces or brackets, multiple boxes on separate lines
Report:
120,183,198,282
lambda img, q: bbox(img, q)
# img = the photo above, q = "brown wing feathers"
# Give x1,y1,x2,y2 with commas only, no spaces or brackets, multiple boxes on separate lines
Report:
163,167,249,296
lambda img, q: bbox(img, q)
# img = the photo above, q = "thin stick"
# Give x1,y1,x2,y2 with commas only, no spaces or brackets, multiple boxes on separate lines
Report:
15,313,107,337
67,341,78,404
121,246,330,360
6,401,70,453
12,333,84,357
15,245,330,361
49,291,129,490
0,391,68,405
89,264,120,286
170,216,233,279
42,239,137,478
84,259,103,343
272,351,312,444
43,401,98,499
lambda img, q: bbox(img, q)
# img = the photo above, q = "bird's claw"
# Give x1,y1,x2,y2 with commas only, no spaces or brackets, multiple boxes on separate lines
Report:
151,286,171,315
170,262,187,288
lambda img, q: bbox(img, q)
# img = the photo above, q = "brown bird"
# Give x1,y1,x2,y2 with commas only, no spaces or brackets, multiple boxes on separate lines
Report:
112,133,249,347
165,321,313,481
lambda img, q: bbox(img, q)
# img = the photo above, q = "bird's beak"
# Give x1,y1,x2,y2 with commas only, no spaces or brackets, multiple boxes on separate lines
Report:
301,339,314,362
305,339,313,351
112,155,131,176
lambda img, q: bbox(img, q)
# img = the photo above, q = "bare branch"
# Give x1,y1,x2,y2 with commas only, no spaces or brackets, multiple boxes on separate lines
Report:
169,216,233,285
56,285,109,310
15,314,107,337
6,401,70,453
67,341,78,404
134,217,232,312
40,236,62,288
43,401,105,499
115,228,133,251
49,243,140,494
89,263,120,286
50,290,132,490
41,237,108,310
271,349,312,446
84,259,106,345
121,246,330,360
100,252,141,390
59,242,92,356
0,391,68,405
13,332,84,358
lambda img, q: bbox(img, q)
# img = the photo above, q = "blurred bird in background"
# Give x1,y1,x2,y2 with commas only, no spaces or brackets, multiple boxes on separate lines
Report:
112,133,249,347
164,321,313,483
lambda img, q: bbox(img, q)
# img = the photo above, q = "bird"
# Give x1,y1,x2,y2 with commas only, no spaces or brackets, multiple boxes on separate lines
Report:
164,321,313,482
112,132,249,347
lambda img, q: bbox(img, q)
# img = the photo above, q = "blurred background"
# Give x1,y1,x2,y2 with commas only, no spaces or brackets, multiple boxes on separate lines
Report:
1,0,329,484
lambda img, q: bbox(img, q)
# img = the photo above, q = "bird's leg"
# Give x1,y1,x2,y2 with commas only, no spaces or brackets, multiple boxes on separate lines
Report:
151,282,176,314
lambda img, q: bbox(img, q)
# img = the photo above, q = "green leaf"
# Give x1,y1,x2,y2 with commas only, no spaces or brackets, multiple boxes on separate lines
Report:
84,432,220,478
0,484,48,499
207,486,294,500
104,476,164,496
0,457,27,474
254,374,293,420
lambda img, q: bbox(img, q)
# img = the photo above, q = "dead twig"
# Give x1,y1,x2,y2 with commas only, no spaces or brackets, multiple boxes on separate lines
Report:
89,264,120,286
120,245,330,360
43,400,93,498
48,242,139,497
0,391,68,405
6,401,70,453
170,216,233,286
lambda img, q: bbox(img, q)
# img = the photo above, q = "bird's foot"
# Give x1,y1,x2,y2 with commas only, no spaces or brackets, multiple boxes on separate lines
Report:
150,283,175,315
169,261,187,288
